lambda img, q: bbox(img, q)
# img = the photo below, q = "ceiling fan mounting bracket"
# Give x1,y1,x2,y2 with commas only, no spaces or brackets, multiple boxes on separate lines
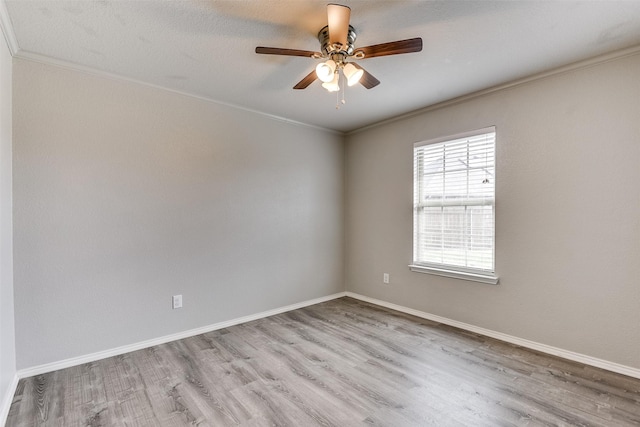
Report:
318,25,357,57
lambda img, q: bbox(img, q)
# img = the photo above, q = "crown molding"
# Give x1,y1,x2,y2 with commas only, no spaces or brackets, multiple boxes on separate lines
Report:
5,0,640,139
0,0,334,135
0,0,18,54
348,44,640,135
13,49,342,136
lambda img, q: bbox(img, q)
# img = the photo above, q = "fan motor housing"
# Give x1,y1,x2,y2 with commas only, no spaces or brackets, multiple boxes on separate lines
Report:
318,25,357,56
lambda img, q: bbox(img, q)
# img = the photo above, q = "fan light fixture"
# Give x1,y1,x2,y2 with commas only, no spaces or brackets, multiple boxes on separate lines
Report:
255,3,424,108
315,59,362,92
316,60,336,83
343,63,364,86
321,72,340,92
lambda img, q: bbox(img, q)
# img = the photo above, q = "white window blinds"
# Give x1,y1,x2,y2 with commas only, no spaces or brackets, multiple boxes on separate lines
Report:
413,127,496,276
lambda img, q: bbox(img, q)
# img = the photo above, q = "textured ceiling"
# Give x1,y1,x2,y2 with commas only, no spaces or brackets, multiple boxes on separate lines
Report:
4,0,640,132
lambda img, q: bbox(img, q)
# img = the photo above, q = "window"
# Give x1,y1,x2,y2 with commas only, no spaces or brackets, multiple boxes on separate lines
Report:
410,127,498,284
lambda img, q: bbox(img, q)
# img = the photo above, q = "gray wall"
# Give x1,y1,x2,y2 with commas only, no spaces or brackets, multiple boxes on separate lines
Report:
0,28,15,405
345,53,640,369
13,59,344,369
8,44,640,375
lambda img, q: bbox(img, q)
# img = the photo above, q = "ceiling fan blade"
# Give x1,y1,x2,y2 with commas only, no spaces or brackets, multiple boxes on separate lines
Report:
255,47,320,58
357,38,423,59
327,4,351,47
293,70,318,89
353,64,380,89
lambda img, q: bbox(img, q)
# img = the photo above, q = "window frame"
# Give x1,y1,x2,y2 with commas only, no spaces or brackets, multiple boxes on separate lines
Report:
409,126,499,285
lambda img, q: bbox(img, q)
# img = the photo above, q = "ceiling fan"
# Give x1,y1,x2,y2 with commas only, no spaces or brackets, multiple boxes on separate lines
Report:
255,4,422,93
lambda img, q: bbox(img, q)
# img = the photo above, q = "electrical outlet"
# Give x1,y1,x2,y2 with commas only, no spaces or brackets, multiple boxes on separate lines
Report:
383,273,390,284
172,294,183,309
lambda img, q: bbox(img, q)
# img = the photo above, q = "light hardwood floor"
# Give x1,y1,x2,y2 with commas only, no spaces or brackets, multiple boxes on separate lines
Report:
6,297,640,426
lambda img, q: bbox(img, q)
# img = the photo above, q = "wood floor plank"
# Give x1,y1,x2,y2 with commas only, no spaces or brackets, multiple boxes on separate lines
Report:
7,297,640,426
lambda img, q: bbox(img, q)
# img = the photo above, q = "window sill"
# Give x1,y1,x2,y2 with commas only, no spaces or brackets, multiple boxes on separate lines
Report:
408,264,499,285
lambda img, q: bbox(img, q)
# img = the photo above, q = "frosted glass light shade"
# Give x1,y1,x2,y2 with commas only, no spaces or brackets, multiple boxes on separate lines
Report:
343,63,364,86
316,60,337,83
321,73,340,92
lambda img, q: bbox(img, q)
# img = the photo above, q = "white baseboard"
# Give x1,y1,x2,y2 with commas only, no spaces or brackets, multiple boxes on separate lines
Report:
0,373,19,426
17,292,347,379
14,289,640,386
345,292,640,380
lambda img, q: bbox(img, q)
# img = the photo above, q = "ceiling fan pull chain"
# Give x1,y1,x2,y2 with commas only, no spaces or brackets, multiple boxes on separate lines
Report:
335,71,342,109
341,72,346,105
